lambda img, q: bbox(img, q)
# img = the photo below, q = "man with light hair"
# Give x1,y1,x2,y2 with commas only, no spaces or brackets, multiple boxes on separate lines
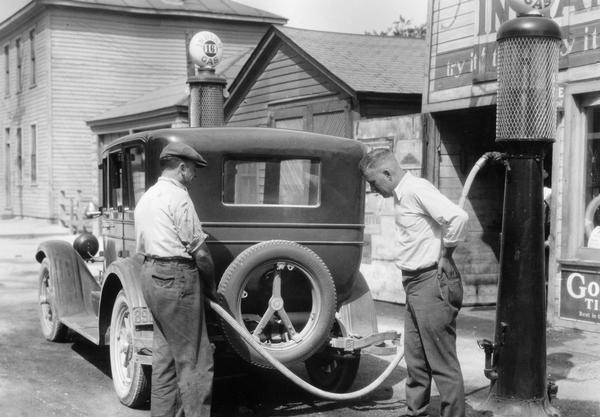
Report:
360,148,469,417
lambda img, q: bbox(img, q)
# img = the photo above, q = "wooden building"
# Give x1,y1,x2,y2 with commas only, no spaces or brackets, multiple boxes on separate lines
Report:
225,26,426,303
0,0,285,222
425,0,600,325
225,26,423,134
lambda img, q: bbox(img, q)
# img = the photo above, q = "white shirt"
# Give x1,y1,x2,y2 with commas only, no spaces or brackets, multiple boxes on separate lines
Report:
393,172,468,271
134,176,207,259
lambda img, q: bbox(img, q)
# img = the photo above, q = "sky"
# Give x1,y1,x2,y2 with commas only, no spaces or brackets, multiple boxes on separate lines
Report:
0,0,427,35
233,0,427,34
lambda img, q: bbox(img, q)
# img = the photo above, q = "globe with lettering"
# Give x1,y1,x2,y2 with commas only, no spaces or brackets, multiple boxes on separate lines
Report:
189,31,223,69
509,0,553,15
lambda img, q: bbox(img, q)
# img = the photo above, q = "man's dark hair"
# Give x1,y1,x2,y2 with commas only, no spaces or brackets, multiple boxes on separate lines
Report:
160,156,185,170
359,148,396,173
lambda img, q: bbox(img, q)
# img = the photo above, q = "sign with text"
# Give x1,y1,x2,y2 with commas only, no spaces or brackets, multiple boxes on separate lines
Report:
560,267,600,324
430,0,600,94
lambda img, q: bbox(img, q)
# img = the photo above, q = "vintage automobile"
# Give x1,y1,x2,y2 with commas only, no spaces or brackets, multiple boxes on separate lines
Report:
36,127,392,407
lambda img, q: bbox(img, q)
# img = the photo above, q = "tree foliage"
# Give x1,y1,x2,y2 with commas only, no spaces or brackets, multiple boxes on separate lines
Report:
366,16,426,39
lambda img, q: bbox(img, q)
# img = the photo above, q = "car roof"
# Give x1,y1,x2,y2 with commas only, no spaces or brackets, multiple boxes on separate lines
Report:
103,127,366,158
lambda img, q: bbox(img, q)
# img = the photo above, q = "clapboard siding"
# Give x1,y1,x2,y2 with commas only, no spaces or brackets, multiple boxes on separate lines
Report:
0,14,51,218
40,7,271,219
228,46,339,127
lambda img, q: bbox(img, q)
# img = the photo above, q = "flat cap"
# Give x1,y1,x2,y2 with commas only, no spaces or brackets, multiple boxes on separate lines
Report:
159,142,207,167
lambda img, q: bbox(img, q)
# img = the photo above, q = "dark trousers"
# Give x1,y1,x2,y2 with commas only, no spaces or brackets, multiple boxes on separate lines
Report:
141,259,214,417
402,268,465,417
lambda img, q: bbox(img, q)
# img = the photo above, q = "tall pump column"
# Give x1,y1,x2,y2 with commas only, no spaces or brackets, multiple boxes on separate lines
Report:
477,1,561,416
187,31,227,128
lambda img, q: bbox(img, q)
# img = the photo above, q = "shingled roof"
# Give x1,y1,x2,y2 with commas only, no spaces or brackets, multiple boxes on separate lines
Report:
1,0,286,33
225,26,425,117
88,47,253,126
277,27,425,95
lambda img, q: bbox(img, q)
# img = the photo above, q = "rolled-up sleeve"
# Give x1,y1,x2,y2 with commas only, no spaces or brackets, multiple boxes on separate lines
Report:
174,196,207,250
416,184,469,247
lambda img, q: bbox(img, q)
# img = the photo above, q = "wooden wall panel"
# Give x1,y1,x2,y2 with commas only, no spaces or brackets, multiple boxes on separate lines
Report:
227,46,338,127
0,14,51,218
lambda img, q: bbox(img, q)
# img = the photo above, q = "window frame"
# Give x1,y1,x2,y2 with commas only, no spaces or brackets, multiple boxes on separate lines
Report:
29,29,36,87
123,142,146,209
15,38,22,94
222,156,321,208
29,123,36,184
16,127,22,186
107,149,125,210
4,43,9,97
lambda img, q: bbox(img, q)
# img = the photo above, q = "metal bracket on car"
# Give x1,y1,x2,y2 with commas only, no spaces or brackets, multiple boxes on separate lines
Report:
329,331,401,355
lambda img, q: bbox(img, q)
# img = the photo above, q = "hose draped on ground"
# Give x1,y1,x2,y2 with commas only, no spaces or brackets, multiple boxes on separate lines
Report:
207,299,405,401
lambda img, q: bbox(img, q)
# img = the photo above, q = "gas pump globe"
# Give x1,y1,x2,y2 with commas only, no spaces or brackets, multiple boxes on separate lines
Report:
477,0,562,416
187,31,227,127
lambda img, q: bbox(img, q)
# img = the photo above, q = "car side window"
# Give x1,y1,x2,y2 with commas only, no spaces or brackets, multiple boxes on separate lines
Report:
223,158,320,206
108,151,123,209
125,144,145,207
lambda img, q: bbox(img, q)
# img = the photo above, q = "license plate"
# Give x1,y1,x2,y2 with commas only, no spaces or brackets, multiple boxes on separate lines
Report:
132,307,153,325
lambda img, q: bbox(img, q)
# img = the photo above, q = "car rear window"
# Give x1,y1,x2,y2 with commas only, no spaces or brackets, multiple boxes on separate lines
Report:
223,158,320,206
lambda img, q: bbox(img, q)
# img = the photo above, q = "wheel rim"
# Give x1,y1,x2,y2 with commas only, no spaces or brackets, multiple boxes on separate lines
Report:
236,260,322,353
111,297,134,395
39,267,56,334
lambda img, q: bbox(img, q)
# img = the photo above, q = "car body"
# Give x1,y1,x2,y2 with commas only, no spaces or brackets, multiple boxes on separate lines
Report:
36,127,389,406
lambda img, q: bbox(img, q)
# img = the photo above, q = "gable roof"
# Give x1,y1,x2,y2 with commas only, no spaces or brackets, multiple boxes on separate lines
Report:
1,0,286,34
225,26,425,117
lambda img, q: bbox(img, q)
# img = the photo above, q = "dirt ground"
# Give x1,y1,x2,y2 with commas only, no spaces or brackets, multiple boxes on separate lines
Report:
1,232,599,416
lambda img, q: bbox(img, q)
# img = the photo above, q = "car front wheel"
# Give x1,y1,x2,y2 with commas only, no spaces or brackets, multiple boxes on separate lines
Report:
109,290,149,408
38,258,68,342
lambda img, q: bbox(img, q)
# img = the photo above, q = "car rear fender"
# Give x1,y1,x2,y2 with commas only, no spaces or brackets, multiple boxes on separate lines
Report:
98,255,147,345
337,271,378,338
35,240,99,318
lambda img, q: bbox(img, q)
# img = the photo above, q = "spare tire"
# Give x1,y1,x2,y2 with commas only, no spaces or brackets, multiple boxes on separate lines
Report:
218,240,336,367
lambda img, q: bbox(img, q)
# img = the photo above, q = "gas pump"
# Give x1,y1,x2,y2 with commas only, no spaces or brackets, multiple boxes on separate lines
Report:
475,1,562,416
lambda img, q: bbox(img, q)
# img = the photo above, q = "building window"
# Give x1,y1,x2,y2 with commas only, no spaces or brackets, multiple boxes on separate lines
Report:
29,30,36,86
15,38,22,93
585,106,600,248
4,128,10,207
30,124,37,184
4,44,9,96
16,127,22,186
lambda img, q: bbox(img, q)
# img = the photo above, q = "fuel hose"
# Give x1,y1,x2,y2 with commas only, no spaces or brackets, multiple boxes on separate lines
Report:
458,152,507,209
207,299,405,401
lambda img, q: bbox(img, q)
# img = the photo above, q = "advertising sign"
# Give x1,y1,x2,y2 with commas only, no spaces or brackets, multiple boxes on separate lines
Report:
560,267,600,324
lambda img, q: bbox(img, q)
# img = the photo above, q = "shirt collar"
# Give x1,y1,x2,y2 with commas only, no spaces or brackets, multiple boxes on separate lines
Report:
158,176,187,191
394,171,412,198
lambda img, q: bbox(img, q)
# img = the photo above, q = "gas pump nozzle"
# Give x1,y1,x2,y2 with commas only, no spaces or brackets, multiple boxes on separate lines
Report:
477,338,498,381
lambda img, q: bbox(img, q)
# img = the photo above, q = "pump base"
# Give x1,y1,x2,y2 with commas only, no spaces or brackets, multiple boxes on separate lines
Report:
476,394,560,417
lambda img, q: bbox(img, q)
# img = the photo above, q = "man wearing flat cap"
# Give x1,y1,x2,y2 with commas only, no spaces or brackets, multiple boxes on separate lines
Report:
135,141,216,417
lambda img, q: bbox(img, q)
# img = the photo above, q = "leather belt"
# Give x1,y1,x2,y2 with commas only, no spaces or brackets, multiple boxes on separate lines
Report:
143,255,196,265
401,263,438,277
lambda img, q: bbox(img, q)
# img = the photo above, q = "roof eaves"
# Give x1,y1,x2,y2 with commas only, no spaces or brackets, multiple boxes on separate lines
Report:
224,25,281,119
0,0,287,34
87,104,188,132
271,26,357,99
